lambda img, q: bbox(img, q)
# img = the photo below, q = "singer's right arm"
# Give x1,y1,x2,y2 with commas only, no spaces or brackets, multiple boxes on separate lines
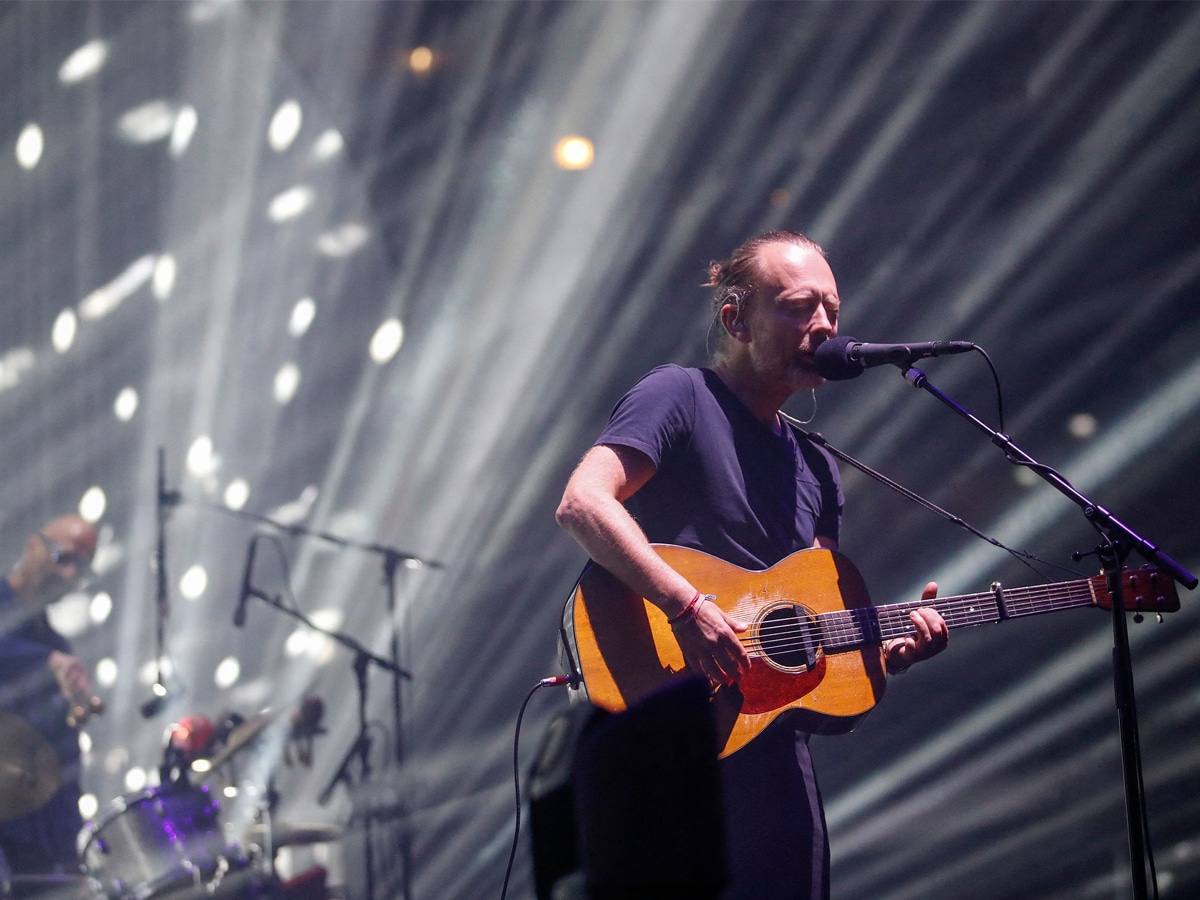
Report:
556,444,748,685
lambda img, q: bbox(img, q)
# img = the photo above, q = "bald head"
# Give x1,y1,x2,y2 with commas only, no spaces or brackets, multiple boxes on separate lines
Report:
9,514,97,604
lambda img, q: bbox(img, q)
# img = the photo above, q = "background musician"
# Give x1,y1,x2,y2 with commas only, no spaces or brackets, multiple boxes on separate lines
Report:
0,514,98,878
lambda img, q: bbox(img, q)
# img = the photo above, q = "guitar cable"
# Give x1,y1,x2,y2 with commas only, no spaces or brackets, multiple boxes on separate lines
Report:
499,675,572,900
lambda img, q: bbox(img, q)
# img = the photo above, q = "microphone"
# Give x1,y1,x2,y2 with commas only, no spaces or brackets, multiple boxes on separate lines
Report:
814,336,975,380
234,536,259,628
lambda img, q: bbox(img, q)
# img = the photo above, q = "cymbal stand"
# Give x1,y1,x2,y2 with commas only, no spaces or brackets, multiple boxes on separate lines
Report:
238,587,409,900
899,363,1196,899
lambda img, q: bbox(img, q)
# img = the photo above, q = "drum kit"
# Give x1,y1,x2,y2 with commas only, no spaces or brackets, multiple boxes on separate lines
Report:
0,706,339,900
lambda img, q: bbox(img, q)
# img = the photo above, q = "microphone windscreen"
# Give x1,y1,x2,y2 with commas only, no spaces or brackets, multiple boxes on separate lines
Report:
814,337,865,381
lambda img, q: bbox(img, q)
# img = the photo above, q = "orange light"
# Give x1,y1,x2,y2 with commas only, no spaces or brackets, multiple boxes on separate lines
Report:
409,46,434,74
554,136,594,170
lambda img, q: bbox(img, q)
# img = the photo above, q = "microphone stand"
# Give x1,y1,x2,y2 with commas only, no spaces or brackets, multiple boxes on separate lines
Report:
241,586,410,900
899,364,1196,899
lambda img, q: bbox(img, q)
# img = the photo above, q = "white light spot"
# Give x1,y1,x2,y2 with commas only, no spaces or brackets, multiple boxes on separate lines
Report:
80,254,156,320
285,628,308,658
180,564,208,600
46,593,89,638
313,128,343,160
114,387,139,422
96,658,119,689
153,254,177,300
191,759,212,774
310,608,345,631
117,100,177,144
59,40,108,85
1068,413,1098,439
554,135,594,170
104,748,128,775
289,298,316,337
16,123,44,169
0,347,35,392
124,767,148,792
80,486,107,523
79,732,93,755
152,681,168,697
316,222,370,257
223,785,238,799
268,99,303,152
308,633,335,666
52,309,78,353
369,318,404,364
170,105,197,157
268,185,314,222
224,478,250,510
274,363,300,404
1013,466,1040,488
214,656,241,689
90,591,113,624
187,435,219,477
78,793,99,820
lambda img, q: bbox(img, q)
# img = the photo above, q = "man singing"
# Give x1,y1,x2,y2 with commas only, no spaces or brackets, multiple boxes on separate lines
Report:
557,231,949,898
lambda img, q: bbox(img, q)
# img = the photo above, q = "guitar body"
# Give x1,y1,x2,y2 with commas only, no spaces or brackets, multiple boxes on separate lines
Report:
569,545,885,758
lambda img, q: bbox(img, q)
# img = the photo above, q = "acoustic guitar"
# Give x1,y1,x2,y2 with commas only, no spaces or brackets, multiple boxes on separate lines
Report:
565,545,1179,758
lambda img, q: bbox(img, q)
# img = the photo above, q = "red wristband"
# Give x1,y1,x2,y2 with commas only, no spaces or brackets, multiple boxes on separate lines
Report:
668,590,705,626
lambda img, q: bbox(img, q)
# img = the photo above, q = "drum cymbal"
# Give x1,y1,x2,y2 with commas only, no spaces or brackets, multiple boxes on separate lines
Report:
247,821,343,848
0,709,61,823
205,712,275,769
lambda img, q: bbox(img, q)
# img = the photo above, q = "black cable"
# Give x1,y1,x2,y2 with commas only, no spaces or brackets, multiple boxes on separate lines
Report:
500,677,570,900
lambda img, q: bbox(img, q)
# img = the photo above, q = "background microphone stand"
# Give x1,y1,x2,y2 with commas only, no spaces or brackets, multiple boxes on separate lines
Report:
898,363,1196,900
170,493,439,900
240,581,410,900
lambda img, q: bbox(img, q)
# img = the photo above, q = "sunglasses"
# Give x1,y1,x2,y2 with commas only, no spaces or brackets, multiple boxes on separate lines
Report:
38,533,95,581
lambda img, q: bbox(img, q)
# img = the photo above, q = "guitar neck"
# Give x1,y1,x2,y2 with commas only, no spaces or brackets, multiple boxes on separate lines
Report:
818,577,1101,654
875,579,1100,641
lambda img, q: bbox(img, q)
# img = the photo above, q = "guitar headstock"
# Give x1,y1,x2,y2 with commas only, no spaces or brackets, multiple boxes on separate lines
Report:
1089,567,1180,614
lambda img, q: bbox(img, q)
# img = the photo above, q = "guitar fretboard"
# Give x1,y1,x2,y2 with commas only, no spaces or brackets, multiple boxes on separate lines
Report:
817,578,1100,654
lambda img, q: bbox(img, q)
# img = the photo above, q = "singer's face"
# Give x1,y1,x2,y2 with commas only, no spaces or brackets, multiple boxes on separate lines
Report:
743,242,840,393
23,515,97,599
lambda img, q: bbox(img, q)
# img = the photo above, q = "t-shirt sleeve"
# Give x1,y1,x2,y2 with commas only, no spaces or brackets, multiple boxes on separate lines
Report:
595,365,695,468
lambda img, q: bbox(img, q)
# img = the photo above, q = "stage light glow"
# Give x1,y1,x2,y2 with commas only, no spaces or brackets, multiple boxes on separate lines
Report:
80,255,156,320
224,786,238,798
269,99,303,152
274,363,300,404
409,46,434,73
187,435,219,476
52,309,78,353
78,793,99,820
16,123,43,169
369,318,404,364
214,656,241,688
316,222,370,257
180,564,209,600
224,478,250,510
59,40,108,84
117,100,177,144
289,298,316,336
191,759,212,773
309,608,344,631
153,254,177,300
46,594,89,638
96,658,118,688
79,732,93,755
124,767,148,792
313,128,344,160
104,749,128,776
554,136,594,170
80,486,107,523
170,105,198,157
0,347,34,392
268,185,314,222
1068,412,1097,439
90,592,114,624
114,387,139,422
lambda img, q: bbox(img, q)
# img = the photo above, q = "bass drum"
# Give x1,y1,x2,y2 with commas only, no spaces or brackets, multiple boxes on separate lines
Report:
78,783,264,899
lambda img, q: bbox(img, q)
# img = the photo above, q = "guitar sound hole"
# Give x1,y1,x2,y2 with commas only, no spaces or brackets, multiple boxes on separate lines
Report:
759,605,819,671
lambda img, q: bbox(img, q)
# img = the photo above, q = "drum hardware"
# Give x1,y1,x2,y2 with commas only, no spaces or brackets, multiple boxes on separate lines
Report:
77,783,263,900
0,710,61,823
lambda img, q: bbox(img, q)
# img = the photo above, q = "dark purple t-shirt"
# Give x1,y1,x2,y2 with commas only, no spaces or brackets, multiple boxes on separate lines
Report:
597,365,843,567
